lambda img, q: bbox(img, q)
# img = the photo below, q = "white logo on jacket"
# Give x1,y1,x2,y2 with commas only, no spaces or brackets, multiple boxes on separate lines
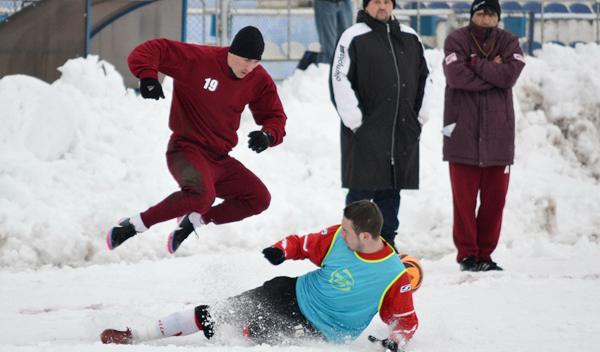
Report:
445,52,458,65
513,53,525,63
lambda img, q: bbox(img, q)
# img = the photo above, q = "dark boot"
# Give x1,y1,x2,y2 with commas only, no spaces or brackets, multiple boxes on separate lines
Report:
478,260,503,271
459,256,479,272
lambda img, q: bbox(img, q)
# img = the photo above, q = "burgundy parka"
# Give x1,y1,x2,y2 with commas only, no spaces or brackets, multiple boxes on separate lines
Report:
442,21,525,167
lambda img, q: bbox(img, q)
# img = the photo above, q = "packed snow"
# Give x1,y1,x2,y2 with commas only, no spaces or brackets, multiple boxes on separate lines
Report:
0,42,599,352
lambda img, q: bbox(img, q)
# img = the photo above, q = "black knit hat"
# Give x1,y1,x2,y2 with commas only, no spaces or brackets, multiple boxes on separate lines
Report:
228,26,265,60
470,0,501,18
363,0,396,10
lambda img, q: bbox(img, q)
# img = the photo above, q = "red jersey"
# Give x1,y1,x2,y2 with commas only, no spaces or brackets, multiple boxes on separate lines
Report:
271,225,419,344
128,39,287,156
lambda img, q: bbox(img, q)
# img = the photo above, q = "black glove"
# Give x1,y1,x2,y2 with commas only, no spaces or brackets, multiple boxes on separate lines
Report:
248,131,274,154
262,247,286,265
139,78,165,100
368,336,401,352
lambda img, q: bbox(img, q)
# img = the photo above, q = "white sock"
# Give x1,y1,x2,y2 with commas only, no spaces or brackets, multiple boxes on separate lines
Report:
133,309,201,342
130,213,148,233
188,212,205,229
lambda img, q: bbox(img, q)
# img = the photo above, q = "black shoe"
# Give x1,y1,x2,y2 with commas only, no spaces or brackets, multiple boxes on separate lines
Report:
106,218,137,250
460,256,479,271
168,214,196,254
195,305,215,339
478,260,503,271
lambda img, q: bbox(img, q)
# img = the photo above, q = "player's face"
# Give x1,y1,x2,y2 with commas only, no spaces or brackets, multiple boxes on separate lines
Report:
365,0,394,23
227,52,260,79
340,217,365,252
471,8,499,28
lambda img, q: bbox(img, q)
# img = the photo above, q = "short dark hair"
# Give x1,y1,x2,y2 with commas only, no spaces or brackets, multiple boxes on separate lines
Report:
343,200,383,238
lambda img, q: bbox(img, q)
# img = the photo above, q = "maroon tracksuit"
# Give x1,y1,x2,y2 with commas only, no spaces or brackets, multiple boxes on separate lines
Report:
442,22,525,262
128,40,287,227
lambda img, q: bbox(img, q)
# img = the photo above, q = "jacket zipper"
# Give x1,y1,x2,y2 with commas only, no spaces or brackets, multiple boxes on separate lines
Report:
386,22,401,189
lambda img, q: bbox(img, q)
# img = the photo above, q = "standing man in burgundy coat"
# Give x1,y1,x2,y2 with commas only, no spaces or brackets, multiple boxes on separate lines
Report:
442,0,525,271
106,26,287,254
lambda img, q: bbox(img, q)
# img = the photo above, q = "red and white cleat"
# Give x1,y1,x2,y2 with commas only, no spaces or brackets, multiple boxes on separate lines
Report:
100,328,133,344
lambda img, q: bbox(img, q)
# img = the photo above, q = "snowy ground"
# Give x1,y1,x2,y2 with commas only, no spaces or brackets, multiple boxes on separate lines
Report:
1,42,599,351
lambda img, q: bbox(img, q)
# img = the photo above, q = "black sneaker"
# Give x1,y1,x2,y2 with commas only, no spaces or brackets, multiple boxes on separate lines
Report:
106,218,137,250
478,260,503,271
195,305,215,339
168,214,196,254
460,256,479,272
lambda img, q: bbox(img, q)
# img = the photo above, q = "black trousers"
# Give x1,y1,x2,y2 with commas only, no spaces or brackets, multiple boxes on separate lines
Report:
199,276,324,344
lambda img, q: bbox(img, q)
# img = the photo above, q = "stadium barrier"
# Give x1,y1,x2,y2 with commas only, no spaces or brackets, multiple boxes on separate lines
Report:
1,0,598,82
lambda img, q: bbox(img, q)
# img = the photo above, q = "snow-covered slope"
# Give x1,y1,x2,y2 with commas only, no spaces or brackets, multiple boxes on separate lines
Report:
0,43,599,352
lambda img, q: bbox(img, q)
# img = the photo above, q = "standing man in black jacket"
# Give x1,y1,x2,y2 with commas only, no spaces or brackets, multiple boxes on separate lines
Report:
330,0,432,251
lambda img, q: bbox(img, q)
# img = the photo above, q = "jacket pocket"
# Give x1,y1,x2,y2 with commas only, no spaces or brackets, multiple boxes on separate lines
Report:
442,123,456,137
353,111,382,139
352,113,367,138
404,99,422,138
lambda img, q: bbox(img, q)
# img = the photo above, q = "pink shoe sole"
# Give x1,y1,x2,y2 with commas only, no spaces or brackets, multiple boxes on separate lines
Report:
167,231,176,254
167,217,183,254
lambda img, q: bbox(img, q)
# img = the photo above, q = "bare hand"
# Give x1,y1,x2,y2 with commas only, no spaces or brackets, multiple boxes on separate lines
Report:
493,55,503,64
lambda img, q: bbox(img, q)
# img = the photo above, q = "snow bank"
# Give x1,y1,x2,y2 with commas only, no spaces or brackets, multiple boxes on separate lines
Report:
0,46,599,270
516,42,600,180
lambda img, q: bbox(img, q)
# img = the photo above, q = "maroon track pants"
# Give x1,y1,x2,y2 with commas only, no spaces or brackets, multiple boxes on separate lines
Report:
140,139,271,228
449,162,510,263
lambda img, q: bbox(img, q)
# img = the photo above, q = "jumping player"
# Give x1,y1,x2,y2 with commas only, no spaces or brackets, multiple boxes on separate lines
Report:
106,26,287,254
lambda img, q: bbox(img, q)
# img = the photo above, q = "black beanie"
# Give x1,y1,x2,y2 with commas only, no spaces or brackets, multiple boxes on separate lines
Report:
363,0,396,10
470,0,501,18
228,26,265,60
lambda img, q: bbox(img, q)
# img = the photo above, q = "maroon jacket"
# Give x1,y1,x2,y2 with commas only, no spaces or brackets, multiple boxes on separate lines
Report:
128,40,287,157
442,21,525,167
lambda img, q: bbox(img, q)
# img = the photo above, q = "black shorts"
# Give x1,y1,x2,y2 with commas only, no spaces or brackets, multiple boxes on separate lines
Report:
205,276,324,344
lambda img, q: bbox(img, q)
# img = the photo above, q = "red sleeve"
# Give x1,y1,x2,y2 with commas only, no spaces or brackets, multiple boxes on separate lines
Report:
379,272,418,345
127,39,203,82
443,34,495,92
248,74,287,147
270,225,339,266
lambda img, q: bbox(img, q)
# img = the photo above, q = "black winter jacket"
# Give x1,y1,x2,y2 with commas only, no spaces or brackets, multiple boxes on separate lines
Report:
330,11,430,190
